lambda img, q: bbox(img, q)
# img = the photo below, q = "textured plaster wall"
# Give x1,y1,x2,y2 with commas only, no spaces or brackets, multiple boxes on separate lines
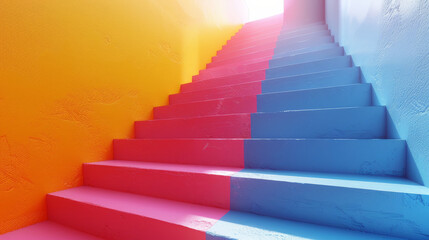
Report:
326,0,429,186
0,0,246,233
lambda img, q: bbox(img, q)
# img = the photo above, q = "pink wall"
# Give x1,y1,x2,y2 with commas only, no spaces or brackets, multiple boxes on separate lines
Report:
284,0,325,28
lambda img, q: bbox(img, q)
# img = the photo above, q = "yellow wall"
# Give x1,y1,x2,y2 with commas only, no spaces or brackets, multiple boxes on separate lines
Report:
0,0,246,233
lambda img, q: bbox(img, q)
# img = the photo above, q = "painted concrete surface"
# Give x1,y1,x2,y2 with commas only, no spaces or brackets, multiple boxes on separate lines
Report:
325,0,429,186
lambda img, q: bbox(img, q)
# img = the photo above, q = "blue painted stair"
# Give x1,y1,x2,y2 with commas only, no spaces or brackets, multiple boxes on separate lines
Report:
206,21,429,240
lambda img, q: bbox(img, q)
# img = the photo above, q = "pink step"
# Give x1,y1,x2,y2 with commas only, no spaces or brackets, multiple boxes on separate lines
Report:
47,187,229,240
170,82,261,104
206,55,272,69
134,114,251,139
184,71,265,93
0,221,102,240
84,161,241,209
211,48,274,63
215,41,278,60
154,95,257,119
113,139,244,167
199,60,269,79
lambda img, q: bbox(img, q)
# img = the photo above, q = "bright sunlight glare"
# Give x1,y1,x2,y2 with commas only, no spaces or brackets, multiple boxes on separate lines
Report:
243,0,284,23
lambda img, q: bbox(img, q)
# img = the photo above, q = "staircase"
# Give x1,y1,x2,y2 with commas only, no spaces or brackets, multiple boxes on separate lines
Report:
3,14,429,240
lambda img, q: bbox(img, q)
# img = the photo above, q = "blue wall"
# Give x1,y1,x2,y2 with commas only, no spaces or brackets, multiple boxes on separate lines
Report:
325,0,429,186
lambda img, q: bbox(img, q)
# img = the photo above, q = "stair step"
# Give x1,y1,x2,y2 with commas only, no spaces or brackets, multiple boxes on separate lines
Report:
202,45,343,81
207,211,404,240
223,29,330,53
154,95,257,119
0,221,103,240
208,42,339,69
47,187,229,240
213,36,334,64
266,55,352,79
134,114,251,139
230,23,327,46
197,60,269,82
262,67,360,93
84,161,241,209
258,84,372,112
269,46,344,68
170,82,261,105
230,170,429,240
244,139,405,177
185,67,358,95
157,84,369,119
274,42,339,59
113,139,244,168
215,35,334,63
212,48,274,63
196,55,350,91
251,106,386,139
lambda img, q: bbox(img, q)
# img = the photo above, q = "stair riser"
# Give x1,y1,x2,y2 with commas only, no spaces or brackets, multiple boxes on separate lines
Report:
257,84,371,112
83,164,234,209
230,176,429,240
134,114,251,139
47,196,206,240
244,139,406,176
251,107,386,139
269,47,344,68
171,82,262,105
262,67,361,93
113,139,244,167
154,96,257,119
266,56,352,79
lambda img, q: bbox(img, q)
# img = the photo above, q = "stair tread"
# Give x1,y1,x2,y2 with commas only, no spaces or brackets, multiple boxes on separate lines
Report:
87,160,241,176
49,186,228,232
0,221,103,240
234,169,429,195
207,211,404,240
86,160,418,194
143,106,380,122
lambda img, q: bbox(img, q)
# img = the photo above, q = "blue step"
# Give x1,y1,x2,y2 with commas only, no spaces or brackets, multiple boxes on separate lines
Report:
207,211,404,240
276,29,331,45
230,170,429,240
269,47,344,68
262,67,361,93
258,84,371,112
274,42,339,59
251,107,386,139
244,139,405,177
266,56,352,79
275,36,334,52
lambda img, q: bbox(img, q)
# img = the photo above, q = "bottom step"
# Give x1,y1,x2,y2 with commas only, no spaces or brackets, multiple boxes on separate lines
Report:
0,221,102,240
207,211,403,240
